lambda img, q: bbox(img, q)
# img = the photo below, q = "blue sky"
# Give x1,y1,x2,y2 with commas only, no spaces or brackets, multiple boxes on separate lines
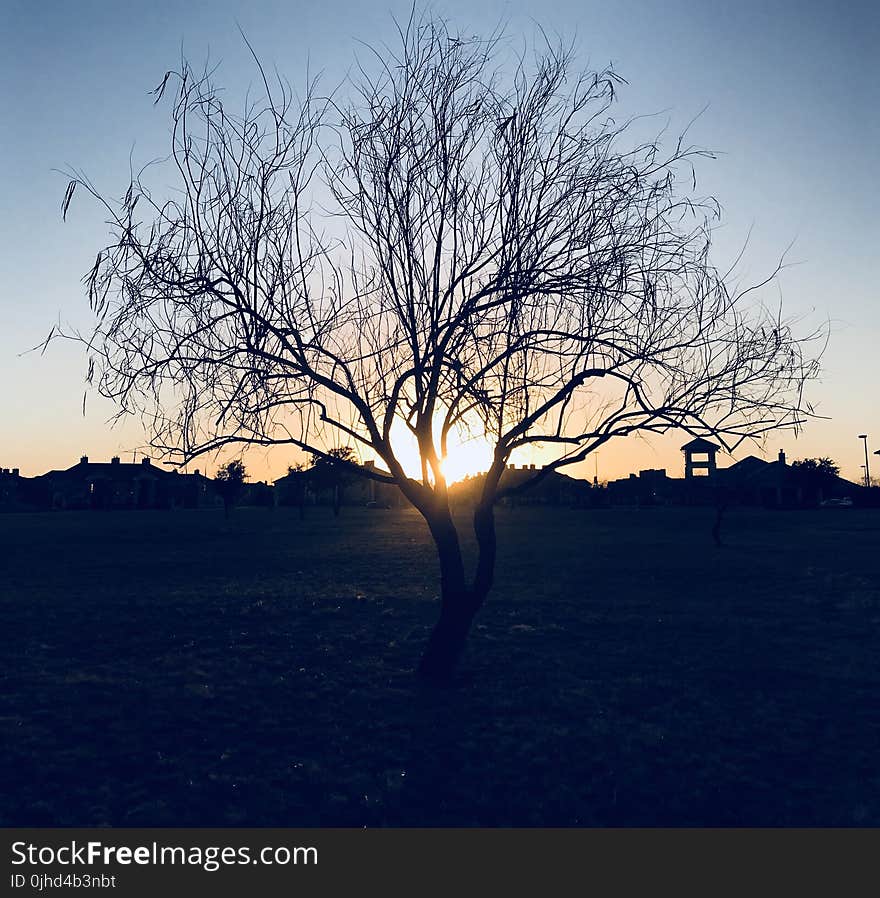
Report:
1,0,877,482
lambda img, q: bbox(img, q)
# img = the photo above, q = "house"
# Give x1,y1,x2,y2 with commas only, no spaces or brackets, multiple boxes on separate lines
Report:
273,459,404,509
36,456,214,510
717,450,857,508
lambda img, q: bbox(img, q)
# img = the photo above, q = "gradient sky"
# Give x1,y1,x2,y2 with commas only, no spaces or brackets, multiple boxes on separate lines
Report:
2,0,877,483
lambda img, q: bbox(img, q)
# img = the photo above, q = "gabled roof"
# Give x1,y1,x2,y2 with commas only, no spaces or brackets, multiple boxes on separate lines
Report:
273,469,305,485
273,461,390,486
725,455,769,474
719,458,783,485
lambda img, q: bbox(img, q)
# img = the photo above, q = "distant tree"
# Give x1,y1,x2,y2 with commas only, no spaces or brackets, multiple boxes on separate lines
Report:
308,447,357,517
791,457,840,480
284,462,310,519
215,459,248,517
58,13,822,681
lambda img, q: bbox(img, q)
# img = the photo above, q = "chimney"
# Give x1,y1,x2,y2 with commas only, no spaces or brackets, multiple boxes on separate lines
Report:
194,469,200,476
778,449,786,466
111,456,120,465
80,455,89,465
529,464,536,470
12,468,19,477
141,458,151,466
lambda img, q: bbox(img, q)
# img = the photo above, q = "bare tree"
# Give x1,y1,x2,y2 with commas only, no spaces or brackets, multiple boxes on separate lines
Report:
59,13,821,681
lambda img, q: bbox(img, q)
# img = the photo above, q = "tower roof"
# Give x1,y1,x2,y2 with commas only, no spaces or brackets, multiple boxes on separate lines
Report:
680,437,720,453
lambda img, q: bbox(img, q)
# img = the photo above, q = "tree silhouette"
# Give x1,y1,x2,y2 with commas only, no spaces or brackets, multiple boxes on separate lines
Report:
791,457,840,480
215,459,248,518
308,447,357,517
59,13,821,681
284,462,310,519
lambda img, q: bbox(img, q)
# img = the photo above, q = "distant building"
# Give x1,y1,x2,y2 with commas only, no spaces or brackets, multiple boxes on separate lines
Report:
604,447,862,509
717,450,857,508
451,465,592,507
33,456,214,511
273,459,404,509
606,468,670,506
681,438,719,478
240,480,274,507
0,467,37,510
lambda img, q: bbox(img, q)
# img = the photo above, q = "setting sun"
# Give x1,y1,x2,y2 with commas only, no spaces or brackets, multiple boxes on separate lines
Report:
383,415,496,483
440,438,495,483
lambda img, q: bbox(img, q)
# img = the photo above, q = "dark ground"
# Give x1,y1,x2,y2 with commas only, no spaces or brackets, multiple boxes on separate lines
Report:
1,504,878,826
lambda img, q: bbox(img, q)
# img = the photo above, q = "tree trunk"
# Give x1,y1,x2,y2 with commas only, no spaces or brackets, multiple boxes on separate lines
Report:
416,500,496,683
417,587,482,682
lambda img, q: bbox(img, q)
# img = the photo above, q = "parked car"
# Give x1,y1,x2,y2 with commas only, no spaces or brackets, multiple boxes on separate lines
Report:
820,497,853,508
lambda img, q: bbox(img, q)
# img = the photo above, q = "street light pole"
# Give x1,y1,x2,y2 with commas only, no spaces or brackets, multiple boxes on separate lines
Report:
858,435,870,488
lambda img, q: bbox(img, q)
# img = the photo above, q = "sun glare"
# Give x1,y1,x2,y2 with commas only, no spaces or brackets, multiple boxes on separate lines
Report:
384,415,495,483
440,433,495,484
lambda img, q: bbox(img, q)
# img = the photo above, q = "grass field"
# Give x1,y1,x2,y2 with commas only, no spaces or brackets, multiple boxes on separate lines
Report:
1,504,878,826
